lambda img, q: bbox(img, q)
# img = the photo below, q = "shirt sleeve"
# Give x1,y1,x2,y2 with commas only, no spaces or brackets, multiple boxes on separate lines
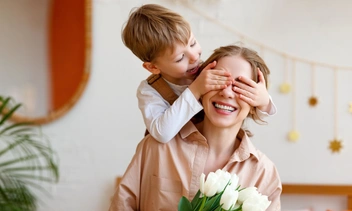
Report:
109,141,145,211
255,95,277,118
265,172,282,211
137,80,203,143
261,160,282,211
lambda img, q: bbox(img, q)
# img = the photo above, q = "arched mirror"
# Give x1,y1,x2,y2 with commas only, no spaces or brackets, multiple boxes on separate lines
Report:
0,0,91,125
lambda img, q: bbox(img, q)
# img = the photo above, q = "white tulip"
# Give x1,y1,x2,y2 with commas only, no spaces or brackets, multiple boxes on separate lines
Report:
242,194,271,211
237,187,258,203
220,186,239,210
215,169,232,193
230,173,239,188
199,172,219,197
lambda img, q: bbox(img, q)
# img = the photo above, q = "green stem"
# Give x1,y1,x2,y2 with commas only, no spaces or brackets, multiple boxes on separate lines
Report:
198,196,207,211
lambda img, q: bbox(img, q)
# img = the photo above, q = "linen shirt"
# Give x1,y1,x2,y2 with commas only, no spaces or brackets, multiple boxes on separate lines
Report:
109,123,282,211
137,79,277,143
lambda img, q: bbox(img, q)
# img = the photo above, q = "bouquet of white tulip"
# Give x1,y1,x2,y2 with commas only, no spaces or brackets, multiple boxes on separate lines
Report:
178,169,271,211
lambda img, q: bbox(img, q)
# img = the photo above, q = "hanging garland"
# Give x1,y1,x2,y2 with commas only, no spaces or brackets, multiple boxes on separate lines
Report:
288,60,299,142
179,0,351,153
308,64,318,107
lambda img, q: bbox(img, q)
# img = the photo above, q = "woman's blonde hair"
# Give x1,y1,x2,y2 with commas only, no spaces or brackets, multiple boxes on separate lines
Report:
199,45,271,136
122,4,191,62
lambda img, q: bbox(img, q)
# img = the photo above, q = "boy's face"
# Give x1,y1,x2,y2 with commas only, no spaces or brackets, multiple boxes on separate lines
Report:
143,33,202,86
202,55,253,129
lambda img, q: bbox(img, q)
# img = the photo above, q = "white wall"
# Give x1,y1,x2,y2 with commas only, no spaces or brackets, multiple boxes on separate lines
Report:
36,0,352,210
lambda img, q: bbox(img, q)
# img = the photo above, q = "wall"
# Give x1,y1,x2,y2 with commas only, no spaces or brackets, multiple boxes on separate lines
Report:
36,0,352,210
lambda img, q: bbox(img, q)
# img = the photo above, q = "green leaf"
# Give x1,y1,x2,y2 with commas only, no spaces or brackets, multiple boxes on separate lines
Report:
202,194,222,211
0,97,11,116
214,206,223,211
178,196,192,211
0,122,33,136
0,104,21,126
191,190,203,210
0,95,60,210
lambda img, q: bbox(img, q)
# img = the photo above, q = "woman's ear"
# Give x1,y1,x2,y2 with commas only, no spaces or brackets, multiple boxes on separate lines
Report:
143,62,161,74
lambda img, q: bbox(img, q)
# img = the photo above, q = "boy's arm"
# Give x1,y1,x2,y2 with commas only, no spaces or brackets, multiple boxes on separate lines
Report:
137,80,202,143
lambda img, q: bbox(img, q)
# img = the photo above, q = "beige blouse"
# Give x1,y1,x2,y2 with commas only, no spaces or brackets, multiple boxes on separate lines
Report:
109,122,282,211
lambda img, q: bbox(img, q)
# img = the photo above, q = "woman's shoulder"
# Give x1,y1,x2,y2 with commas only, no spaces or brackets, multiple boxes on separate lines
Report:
253,149,279,170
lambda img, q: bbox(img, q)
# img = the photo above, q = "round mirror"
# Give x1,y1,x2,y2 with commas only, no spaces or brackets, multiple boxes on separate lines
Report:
0,0,91,125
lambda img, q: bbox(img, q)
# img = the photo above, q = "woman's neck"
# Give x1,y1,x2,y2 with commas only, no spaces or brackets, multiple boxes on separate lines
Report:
197,119,242,174
201,121,241,153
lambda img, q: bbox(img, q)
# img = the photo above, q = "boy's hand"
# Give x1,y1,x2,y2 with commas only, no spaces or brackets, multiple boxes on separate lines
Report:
232,68,270,113
189,61,232,100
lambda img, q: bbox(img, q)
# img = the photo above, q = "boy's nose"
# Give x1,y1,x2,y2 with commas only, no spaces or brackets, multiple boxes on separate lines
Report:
189,51,200,64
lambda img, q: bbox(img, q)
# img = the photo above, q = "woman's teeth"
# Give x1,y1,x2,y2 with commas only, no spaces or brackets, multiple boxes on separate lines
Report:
214,103,235,112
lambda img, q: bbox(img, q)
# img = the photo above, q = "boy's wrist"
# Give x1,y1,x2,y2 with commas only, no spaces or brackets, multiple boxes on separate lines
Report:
257,98,271,113
188,83,201,100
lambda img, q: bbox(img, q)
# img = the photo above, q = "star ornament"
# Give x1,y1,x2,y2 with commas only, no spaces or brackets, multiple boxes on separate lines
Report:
329,139,343,153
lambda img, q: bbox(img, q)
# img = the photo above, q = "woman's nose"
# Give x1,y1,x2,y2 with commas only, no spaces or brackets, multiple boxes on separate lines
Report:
219,85,235,98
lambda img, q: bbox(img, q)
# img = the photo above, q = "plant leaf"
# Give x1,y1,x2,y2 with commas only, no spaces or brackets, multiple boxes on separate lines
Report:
191,190,203,210
202,194,222,211
178,196,192,211
0,95,59,210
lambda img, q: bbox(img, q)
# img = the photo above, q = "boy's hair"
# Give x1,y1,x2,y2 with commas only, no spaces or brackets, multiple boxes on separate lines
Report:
199,45,271,130
122,4,191,62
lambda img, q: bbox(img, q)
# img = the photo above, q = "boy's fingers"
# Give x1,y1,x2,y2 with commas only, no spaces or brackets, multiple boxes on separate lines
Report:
203,61,217,71
208,69,231,76
258,68,266,85
239,94,254,105
236,76,256,87
233,81,254,94
212,75,232,82
234,86,252,98
209,84,227,90
211,79,231,85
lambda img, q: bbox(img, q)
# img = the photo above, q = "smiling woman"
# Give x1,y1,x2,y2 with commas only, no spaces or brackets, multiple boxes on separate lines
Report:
0,0,91,125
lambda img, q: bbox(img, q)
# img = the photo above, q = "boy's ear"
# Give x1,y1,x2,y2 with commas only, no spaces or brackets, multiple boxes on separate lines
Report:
143,62,161,74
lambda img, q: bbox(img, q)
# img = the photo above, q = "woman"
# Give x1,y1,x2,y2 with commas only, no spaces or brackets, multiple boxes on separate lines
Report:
110,45,282,211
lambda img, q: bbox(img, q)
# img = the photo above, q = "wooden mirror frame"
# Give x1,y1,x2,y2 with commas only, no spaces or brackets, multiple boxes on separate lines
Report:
9,0,92,125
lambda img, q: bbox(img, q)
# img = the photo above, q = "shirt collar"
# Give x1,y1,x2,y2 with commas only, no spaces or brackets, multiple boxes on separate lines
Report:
179,123,259,162
230,129,259,162
179,122,202,140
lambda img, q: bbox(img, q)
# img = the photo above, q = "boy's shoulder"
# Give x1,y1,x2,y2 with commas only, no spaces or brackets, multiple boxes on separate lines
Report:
137,74,178,105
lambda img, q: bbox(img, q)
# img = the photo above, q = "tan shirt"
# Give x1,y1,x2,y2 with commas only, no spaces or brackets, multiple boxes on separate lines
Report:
109,122,282,211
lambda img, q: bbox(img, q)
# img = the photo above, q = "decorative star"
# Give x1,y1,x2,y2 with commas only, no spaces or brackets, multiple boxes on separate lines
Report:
329,138,343,153
279,83,291,94
308,96,318,107
288,130,299,142
349,103,352,113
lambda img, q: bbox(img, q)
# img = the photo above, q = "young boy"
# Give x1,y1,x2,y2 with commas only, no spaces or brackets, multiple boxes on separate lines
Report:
122,4,276,143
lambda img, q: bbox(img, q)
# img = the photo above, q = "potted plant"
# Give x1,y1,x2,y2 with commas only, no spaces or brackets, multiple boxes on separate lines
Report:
0,96,59,211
